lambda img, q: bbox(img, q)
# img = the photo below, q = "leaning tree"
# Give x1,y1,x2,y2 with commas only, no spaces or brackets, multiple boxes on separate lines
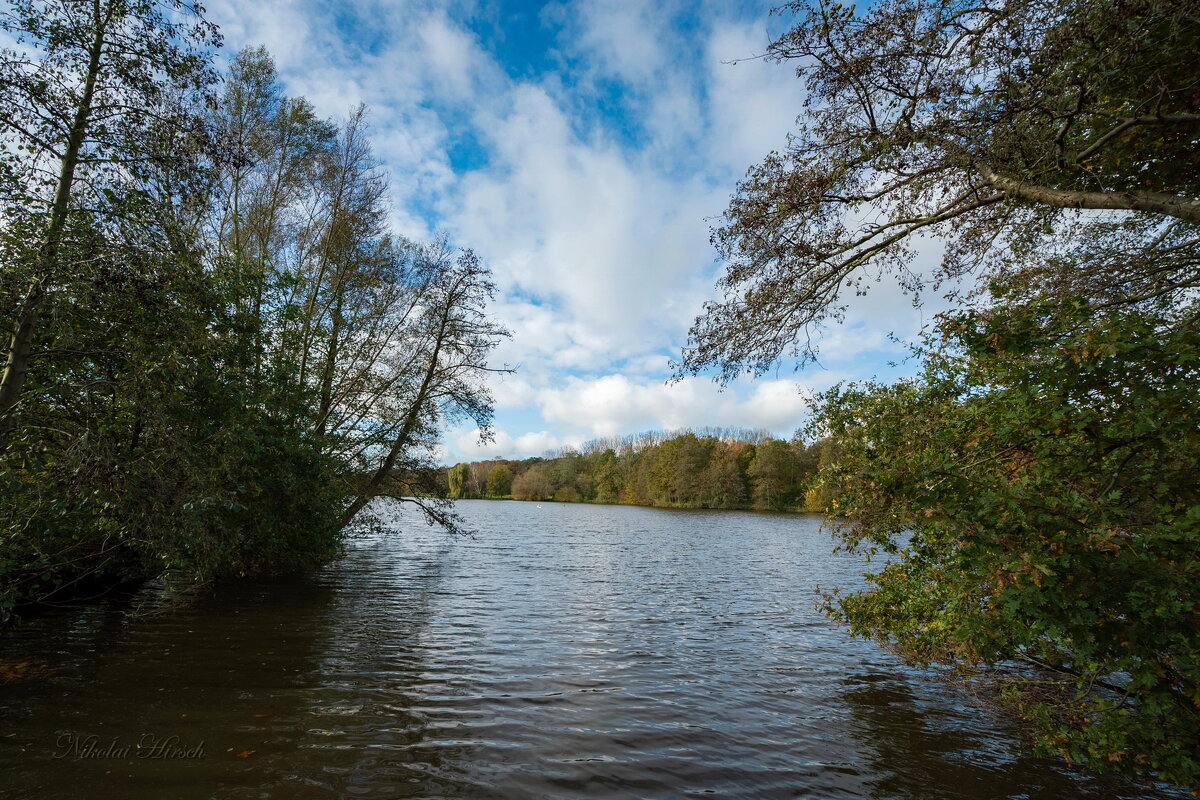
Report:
0,0,220,447
677,0,1200,381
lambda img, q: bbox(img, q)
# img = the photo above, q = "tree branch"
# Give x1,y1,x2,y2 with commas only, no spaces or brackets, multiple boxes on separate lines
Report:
980,168,1200,225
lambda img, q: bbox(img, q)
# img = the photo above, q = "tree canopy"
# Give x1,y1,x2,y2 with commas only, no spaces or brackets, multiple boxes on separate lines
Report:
815,301,1200,787
677,0,1200,381
448,430,824,513
0,34,507,614
0,0,220,444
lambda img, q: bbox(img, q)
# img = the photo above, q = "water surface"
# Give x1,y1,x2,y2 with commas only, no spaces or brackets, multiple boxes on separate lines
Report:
0,500,1182,798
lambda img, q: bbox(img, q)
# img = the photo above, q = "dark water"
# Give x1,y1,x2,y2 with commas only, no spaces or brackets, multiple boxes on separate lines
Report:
0,500,1184,799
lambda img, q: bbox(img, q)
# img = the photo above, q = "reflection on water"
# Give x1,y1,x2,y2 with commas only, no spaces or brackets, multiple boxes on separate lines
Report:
0,500,1185,799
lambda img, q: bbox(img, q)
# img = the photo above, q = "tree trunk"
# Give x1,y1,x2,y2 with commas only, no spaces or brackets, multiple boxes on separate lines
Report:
314,287,345,438
981,168,1200,225
338,308,448,527
0,284,44,444
0,1,107,448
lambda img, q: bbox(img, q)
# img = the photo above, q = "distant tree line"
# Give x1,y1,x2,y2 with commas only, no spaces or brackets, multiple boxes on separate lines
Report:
444,429,838,512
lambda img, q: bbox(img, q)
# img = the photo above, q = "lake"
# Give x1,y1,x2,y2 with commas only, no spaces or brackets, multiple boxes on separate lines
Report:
0,500,1183,798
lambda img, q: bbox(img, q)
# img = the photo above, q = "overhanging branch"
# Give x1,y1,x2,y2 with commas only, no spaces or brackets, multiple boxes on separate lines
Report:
980,168,1200,225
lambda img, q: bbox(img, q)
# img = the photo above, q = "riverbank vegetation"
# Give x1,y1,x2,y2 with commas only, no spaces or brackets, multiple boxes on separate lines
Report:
0,4,505,617
677,0,1199,789
444,427,837,512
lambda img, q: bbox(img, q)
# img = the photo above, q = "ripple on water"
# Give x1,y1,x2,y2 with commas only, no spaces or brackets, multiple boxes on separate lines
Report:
0,499,1190,799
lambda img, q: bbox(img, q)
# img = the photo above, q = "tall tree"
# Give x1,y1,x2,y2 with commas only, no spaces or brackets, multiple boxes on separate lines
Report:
337,246,510,528
205,46,334,387
672,2,1199,785
486,463,513,497
447,463,468,499
511,466,555,502
1,36,512,613
748,438,800,511
201,55,511,532
0,0,219,446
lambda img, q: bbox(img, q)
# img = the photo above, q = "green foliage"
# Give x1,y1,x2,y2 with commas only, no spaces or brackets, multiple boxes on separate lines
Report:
554,486,580,503
748,438,807,511
0,32,505,615
510,465,555,502
461,431,823,512
447,463,469,499
485,463,512,497
815,300,1200,788
0,229,345,612
670,1,1198,786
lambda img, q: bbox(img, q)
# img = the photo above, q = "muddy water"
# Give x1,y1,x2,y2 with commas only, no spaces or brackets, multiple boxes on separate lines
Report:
0,500,1183,798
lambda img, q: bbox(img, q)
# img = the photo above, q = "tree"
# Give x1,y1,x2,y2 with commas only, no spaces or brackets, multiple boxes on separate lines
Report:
449,431,815,511
203,46,335,399
699,440,752,509
0,0,219,446
486,463,513,497
198,54,511,530
0,37,511,614
814,300,1200,788
671,2,1199,787
802,437,840,511
447,463,468,499
511,466,555,502
676,0,1200,381
748,438,800,511
337,246,510,527
554,485,580,503
466,460,489,498
591,449,621,504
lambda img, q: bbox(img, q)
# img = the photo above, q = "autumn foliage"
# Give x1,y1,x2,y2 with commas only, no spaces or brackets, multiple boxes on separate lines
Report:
815,301,1200,787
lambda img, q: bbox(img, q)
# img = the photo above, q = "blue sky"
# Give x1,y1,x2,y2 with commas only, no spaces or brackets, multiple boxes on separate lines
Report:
210,0,947,461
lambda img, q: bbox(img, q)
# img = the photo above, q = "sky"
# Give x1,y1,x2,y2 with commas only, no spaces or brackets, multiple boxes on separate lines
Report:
208,0,949,462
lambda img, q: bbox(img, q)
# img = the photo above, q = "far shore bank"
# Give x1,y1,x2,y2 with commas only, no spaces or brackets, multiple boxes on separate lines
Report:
446,494,826,515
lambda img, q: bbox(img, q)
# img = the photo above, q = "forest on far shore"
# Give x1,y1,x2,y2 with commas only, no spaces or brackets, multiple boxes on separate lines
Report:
443,427,836,513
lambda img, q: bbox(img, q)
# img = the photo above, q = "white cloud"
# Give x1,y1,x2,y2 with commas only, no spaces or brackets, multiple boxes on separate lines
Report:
450,83,722,369
704,20,809,177
452,427,579,460
416,11,489,102
489,374,540,409
207,0,316,68
568,0,675,85
536,374,812,438
206,0,935,465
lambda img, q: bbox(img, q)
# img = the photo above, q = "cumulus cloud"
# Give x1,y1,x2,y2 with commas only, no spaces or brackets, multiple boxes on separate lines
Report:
451,85,721,367
452,427,580,460
704,20,810,178
537,374,814,438
448,371,833,460
206,0,932,464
